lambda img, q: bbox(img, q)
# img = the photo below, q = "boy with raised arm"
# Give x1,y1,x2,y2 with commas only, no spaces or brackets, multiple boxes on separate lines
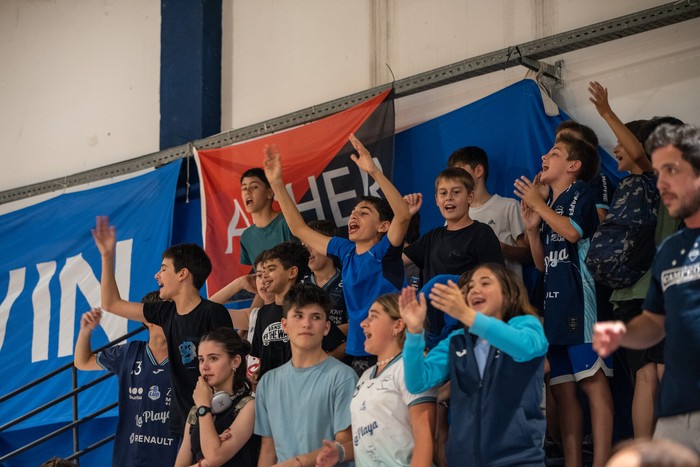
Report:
239,167,293,268
74,292,178,467
514,136,613,466
594,124,700,454
255,284,357,467
263,135,414,374
92,217,233,438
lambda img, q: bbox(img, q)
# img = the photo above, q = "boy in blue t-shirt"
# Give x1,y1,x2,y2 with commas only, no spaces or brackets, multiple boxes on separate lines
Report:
263,134,415,375
515,134,614,467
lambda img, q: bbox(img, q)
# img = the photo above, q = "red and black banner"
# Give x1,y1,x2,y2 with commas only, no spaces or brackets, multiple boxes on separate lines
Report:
196,90,394,295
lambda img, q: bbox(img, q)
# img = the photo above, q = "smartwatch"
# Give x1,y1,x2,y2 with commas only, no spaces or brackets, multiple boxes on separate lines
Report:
196,406,212,417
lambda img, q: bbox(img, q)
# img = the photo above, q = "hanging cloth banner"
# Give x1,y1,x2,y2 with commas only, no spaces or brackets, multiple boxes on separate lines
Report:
196,90,395,295
393,78,620,232
0,160,181,429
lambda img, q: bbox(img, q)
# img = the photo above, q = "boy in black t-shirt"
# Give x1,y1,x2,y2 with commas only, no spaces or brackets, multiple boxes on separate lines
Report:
92,216,233,437
251,241,345,379
403,168,503,341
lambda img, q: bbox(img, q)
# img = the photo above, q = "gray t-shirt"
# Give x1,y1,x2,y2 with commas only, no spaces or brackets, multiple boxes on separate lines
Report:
254,356,357,463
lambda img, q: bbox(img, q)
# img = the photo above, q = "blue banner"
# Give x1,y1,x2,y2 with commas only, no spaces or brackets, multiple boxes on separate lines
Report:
394,78,620,233
0,161,181,436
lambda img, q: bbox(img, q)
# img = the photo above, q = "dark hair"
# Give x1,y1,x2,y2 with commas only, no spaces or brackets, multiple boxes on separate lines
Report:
40,458,77,467
622,119,652,161
435,167,475,192
639,116,685,152
611,438,700,467
307,219,337,237
555,133,600,182
162,243,212,290
447,146,490,181
141,290,163,304
356,195,394,223
458,263,539,323
199,327,252,392
265,241,310,284
282,283,331,319
556,120,599,148
646,123,700,175
253,250,270,272
240,167,270,188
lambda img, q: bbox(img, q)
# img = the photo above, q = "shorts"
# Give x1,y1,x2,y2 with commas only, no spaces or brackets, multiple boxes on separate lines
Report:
549,343,613,386
655,410,700,454
613,299,664,376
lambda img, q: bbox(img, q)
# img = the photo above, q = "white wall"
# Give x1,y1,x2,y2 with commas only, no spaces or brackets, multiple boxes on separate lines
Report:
2,0,699,193
0,0,160,192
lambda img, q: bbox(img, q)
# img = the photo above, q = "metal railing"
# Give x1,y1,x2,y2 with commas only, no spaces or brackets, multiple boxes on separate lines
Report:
0,325,147,465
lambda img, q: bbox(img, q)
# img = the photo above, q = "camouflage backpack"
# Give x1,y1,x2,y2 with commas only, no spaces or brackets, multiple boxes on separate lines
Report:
585,173,659,289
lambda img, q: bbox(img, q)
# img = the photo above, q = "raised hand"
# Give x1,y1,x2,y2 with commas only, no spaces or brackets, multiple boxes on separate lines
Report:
263,144,283,184
592,321,627,358
92,216,116,257
348,133,379,175
403,193,423,217
428,281,474,326
588,81,612,118
398,286,427,334
79,308,103,332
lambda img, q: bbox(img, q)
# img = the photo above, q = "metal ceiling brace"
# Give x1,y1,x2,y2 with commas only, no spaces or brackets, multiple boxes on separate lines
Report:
2,0,699,205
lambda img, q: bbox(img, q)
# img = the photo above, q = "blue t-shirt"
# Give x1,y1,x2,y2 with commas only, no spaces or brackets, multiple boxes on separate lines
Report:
254,357,357,464
327,235,404,356
97,341,178,467
541,181,599,345
643,227,700,417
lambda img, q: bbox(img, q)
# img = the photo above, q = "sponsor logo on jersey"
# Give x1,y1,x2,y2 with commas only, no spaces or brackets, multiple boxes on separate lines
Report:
353,420,379,446
129,387,144,400
148,385,161,401
661,263,700,291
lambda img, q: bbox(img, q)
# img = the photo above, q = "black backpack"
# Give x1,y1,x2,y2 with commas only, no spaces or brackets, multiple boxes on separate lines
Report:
585,174,659,289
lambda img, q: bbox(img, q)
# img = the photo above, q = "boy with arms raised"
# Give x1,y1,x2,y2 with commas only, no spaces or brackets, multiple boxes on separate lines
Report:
514,136,613,467
92,217,233,438
263,135,413,374
239,168,293,268
301,220,349,337
251,241,345,379
255,284,357,467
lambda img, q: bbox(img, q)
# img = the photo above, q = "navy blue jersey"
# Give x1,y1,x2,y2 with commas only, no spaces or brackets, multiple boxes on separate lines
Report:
303,269,348,326
541,181,599,345
97,341,178,467
644,227,700,416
